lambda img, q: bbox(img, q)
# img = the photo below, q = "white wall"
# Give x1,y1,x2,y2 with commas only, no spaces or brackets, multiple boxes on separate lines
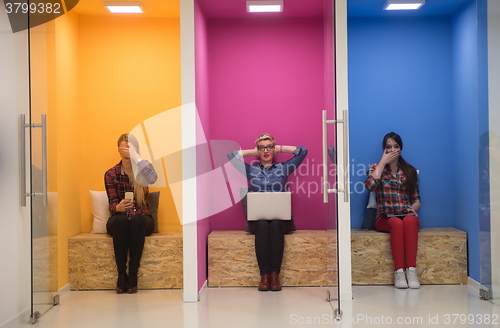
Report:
180,0,200,302
0,10,32,328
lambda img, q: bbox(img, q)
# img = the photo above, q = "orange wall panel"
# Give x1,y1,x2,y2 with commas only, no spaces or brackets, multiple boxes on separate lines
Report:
78,15,182,233
54,10,81,288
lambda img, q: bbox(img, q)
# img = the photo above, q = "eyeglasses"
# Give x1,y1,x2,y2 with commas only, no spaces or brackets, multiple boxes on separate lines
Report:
258,145,275,152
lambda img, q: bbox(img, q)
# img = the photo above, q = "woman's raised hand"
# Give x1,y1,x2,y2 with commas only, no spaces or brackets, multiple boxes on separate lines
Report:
118,142,141,162
380,150,399,165
118,146,129,158
127,143,141,162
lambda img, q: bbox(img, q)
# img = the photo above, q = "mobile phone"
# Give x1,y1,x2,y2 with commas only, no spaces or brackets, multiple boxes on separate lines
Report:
125,192,134,201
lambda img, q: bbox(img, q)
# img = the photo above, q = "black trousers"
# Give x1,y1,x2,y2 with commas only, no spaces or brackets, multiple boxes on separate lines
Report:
106,214,155,274
249,220,293,275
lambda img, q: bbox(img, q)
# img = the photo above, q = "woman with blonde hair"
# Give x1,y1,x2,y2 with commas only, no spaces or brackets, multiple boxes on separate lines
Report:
105,134,158,294
228,133,307,291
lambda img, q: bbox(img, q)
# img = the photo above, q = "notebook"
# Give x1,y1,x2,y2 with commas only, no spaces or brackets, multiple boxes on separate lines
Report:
247,192,292,221
387,212,415,217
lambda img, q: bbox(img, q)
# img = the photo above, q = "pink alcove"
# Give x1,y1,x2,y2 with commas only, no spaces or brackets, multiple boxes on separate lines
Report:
195,0,336,290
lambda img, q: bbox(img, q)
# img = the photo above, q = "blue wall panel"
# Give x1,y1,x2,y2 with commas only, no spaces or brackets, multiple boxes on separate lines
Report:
348,17,455,229
452,0,481,282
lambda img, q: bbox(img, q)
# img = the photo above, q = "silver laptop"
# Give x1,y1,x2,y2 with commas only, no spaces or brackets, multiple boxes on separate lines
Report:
247,192,292,221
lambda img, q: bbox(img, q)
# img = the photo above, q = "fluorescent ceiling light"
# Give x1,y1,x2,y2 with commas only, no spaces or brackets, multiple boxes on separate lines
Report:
247,1,283,13
384,0,424,10
105,1,143,13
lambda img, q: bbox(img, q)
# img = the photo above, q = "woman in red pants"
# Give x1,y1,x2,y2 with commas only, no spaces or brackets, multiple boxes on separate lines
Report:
365,132,421,289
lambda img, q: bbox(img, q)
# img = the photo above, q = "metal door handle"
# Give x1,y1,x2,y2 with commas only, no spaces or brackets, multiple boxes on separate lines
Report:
20,114,27,207
20,114,48,207
41,114,48,206
322,110,349,203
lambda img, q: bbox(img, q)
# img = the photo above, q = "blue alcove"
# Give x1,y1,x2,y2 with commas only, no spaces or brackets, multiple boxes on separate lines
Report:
348,0,487,282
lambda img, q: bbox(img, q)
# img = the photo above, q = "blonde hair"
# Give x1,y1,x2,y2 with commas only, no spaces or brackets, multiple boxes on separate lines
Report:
117,134,147,208
255,133,276,147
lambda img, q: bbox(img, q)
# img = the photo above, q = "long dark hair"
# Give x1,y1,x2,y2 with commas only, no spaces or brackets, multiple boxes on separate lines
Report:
382,132,417,199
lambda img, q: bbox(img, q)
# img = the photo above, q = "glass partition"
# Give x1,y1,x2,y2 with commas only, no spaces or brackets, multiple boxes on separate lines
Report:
325,0,341,316
483,0,500,307
29,15,59,323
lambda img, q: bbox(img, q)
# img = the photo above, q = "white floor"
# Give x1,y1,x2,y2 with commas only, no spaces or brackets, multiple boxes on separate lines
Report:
21,285,500,328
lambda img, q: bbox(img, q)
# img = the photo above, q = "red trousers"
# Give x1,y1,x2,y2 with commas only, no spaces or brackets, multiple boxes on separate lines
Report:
375,215,420,271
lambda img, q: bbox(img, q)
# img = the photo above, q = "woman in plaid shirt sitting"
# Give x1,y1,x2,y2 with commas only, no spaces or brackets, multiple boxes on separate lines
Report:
105,134,158,294
365,132,421,289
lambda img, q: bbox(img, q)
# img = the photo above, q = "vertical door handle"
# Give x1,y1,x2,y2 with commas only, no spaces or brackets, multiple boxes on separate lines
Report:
322,110,349,203
322,111,330,203
20,114,27,206
19,114,48,207
40,114,48,207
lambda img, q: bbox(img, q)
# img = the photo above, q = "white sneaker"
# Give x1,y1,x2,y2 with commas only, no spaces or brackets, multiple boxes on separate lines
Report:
405,267,421,289
394,269,408,289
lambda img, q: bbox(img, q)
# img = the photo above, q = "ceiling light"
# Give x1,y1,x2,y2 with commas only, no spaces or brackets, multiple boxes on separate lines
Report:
247,1,283,13
105,1,143,13
384,0,425,10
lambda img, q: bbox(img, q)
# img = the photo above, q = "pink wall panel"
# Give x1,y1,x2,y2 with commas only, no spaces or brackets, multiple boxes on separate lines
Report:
195,1,210,291
207,17,328,230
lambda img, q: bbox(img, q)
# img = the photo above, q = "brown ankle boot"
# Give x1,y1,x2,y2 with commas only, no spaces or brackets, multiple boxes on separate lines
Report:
127,272,138,294
258,274,270,291
270,272,281,291
116,273,128,294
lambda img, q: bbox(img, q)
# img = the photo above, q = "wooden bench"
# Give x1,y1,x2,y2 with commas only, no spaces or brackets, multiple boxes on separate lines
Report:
68,232,183,290
208,228,468,287
351,228,467,285
208,230,337,287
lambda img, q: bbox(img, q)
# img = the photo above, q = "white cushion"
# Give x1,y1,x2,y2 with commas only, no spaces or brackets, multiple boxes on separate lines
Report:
90,190,110,234
367,191,377,209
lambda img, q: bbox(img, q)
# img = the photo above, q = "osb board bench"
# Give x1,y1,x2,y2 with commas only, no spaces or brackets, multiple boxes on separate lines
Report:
208,228,467,287
68,232,182,290
208,230,337,287
351,228,467,285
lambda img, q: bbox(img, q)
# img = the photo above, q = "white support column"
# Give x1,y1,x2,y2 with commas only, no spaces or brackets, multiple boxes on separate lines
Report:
180,0,199,303
335,0,353,301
